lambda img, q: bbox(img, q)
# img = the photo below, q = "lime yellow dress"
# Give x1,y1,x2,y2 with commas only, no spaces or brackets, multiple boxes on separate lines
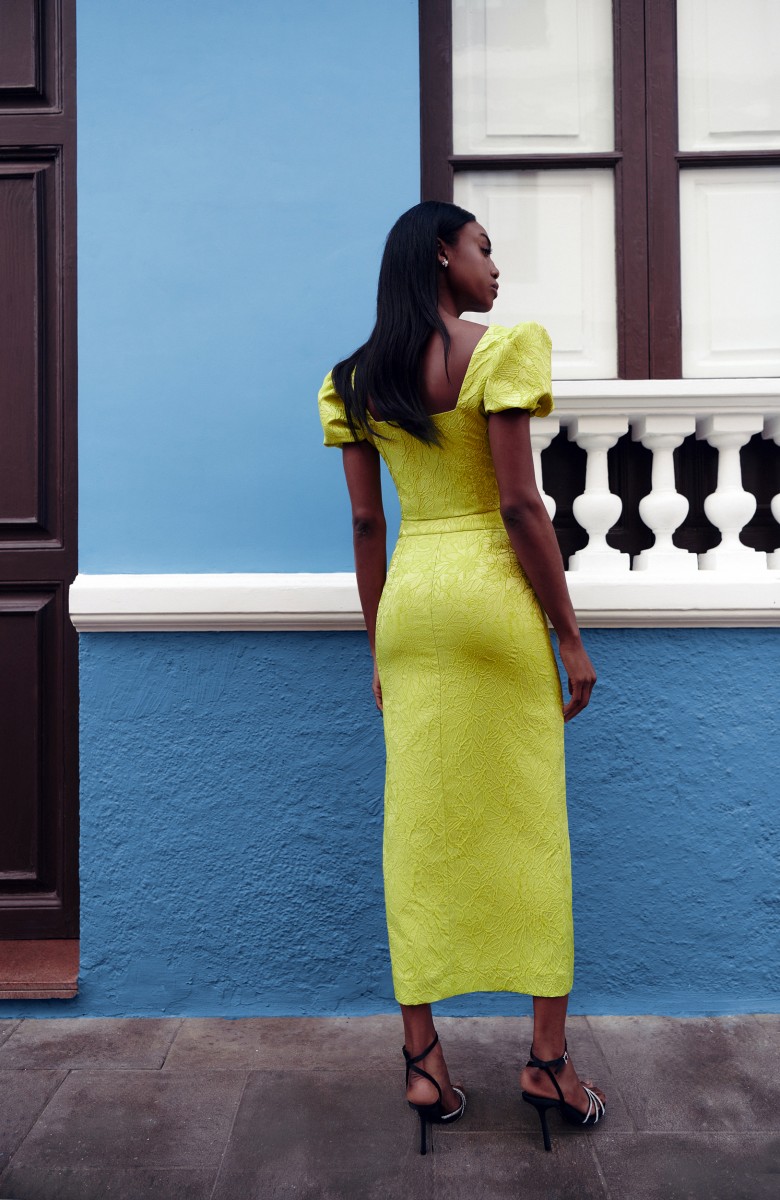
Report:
318,322,573,1004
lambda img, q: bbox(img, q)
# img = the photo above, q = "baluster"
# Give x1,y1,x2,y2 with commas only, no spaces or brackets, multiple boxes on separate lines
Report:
763,415,780,570
697,414,766,572
567,415,630,573
529,415,560,521
632,415,698,574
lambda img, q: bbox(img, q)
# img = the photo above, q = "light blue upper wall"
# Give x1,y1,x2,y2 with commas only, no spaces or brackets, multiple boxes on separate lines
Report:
77,0,416,572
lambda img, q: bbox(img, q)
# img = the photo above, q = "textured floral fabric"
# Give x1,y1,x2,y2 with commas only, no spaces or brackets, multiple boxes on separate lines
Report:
318,323,573,1003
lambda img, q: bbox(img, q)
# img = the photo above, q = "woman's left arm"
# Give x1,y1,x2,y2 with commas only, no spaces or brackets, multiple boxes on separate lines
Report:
341,441,387,707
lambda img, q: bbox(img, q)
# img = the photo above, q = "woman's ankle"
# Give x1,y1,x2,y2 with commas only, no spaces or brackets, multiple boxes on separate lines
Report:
530,1040,566,1062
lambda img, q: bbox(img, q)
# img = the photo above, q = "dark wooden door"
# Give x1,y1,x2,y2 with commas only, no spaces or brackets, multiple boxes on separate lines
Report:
0,0,78,937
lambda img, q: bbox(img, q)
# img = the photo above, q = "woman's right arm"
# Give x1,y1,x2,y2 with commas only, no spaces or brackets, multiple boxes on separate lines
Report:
341,440,387,711
488,407,596,721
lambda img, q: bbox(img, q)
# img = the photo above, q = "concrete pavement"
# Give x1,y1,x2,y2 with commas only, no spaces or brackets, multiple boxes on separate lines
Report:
0,1014,777,1199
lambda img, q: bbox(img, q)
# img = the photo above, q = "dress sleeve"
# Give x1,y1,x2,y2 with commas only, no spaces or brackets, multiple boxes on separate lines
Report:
317,372,371,447
483,322,554,419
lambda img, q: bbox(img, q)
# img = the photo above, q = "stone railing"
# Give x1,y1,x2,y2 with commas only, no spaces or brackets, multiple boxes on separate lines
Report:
540,379,780,576
70,381,780,632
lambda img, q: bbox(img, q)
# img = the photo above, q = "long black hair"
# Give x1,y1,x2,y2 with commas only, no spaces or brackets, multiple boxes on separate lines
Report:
332,200,476,445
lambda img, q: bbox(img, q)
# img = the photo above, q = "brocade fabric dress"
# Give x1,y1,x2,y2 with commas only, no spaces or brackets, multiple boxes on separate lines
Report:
318,323,573,1004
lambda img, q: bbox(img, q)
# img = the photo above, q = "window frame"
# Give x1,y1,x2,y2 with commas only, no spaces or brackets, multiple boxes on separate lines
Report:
419,0,780,380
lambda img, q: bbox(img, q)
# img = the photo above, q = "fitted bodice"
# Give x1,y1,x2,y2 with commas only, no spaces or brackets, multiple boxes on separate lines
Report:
318,322,554,525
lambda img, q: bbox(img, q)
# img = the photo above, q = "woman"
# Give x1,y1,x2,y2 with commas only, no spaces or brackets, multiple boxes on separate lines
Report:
318,201,605,1154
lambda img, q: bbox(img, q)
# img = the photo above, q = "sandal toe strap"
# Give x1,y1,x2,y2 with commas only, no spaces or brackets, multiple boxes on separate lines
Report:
581,1085,605,1124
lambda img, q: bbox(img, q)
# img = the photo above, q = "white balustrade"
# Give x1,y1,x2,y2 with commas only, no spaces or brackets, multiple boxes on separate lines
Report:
530,414,560,520
68,385,780,633
632,415,698,574
567,415,630,573
696,414,766,572
763,414,780,570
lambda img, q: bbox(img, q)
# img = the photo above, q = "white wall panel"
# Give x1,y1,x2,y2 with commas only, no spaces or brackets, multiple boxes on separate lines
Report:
453,0,613,153
678,0,780,150
680,168,780,377
454,169,617,378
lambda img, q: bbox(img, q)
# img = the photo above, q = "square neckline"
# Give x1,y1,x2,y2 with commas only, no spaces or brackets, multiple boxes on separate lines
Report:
367,324,502,426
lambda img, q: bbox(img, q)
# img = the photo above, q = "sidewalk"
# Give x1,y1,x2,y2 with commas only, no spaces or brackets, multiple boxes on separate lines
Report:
0,1014,777,1199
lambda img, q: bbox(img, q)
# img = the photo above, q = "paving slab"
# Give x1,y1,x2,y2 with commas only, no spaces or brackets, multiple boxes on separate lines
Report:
430,1131,608,1199
163,1014,400,1072
587,1015,780,1132
0,1021,20,1049
0,1166,217,1200
0,1017,181,1070
0,1070,65,1171
752,1013,780,1027
211,1068,425,1200
593,1131,780,1200
7,1069,246,1171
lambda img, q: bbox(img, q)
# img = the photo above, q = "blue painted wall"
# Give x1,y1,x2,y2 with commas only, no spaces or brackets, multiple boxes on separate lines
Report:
8,629,778,1018
77,0,413,572
15,0,768,1023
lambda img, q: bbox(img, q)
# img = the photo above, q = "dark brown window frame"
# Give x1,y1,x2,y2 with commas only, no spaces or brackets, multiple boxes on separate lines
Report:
419,0,780,380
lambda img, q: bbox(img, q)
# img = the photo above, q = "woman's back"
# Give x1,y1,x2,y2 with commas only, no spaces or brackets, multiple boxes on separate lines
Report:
319,322,553,525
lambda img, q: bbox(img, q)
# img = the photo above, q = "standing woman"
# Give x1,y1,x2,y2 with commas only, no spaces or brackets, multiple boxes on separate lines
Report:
318,201,605,1154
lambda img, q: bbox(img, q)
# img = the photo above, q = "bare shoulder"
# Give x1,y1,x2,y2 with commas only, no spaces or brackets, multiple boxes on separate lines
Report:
451,317,490,351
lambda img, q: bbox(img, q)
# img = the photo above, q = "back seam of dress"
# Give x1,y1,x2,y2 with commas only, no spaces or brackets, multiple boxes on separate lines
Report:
428,531,455,973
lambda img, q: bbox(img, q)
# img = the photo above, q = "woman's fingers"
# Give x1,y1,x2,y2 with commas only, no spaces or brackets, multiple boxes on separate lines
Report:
563,675,594,722
558,638,596,723
372,664,383,712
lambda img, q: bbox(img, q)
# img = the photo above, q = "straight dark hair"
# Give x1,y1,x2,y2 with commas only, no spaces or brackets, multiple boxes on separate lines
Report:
332,201,476,445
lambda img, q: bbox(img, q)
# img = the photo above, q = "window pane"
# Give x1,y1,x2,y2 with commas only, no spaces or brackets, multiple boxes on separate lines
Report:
678,0,780,150
680,167,780,377
452,0,614,154
454,169,617,379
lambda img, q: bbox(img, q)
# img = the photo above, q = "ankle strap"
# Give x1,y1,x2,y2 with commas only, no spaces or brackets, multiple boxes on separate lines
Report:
403,1032,439,1067
526,1039,568,1073
403,1032,441,1098
526,1041,568,1105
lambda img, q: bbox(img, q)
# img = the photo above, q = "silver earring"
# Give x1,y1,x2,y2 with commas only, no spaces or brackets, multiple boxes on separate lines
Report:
441,257,448,268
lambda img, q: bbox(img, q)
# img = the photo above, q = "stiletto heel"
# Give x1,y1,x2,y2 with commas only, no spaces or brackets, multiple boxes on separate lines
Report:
403,1032,466,1156
520,1042,605,1152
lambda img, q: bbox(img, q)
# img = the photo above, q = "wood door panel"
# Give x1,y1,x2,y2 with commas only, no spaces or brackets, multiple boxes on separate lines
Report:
0,0,39,92
0,585,73,935
0,594,50,880
0,0,58,111
0,153,62,545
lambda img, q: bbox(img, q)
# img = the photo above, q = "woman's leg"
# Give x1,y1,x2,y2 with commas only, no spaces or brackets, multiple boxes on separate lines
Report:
520,995,606,1112
401,1002,463,1112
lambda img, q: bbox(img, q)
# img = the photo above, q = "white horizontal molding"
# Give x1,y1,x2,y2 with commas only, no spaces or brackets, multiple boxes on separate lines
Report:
552,377,780,414
70,571,780,632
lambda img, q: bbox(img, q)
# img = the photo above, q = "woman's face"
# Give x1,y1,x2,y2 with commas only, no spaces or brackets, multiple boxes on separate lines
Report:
440,221,499,313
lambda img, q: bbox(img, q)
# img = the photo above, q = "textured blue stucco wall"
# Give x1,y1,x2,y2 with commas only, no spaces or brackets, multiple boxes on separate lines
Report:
77,0,413,572
47,0,778,1026
9,628,777,1018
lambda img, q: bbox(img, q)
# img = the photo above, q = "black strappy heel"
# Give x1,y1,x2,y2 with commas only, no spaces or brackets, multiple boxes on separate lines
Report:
402,1032,466,1155
521,1042,605,1152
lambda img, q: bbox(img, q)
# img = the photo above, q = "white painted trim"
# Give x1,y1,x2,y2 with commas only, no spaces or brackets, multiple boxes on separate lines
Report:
552,378,780,412
69,571,780,632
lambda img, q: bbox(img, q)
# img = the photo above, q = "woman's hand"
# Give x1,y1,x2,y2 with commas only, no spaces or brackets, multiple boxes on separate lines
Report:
558,636,596,722
372,659,383,712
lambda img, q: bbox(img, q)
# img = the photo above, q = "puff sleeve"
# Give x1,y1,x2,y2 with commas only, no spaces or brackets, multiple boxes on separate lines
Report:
483,322,554,419
317,372,371,447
